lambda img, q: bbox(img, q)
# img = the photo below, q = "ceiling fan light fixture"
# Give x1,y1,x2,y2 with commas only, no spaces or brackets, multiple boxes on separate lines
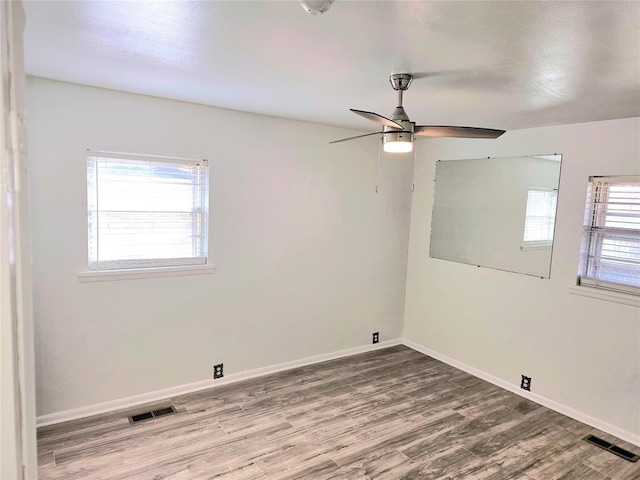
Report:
300,0,334,15
383,131,413,153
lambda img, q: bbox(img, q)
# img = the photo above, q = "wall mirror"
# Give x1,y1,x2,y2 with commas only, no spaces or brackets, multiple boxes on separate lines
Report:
429,154,562,278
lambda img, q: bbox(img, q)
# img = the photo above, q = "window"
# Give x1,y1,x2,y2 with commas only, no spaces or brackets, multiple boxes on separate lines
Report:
87,151,209,272
577,176,640,295
522,188,558,249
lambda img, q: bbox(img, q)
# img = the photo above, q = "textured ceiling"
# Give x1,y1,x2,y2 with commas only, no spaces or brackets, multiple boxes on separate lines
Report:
23,1,640,133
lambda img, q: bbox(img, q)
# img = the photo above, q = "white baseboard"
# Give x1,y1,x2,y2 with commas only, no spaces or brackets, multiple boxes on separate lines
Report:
402,338,640,448
36,338,402,428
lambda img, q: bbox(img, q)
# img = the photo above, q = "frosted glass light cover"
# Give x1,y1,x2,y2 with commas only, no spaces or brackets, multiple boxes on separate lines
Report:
383,141,413,153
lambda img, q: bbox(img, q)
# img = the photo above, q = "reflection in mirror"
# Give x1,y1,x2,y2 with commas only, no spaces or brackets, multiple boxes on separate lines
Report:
429,154,562,278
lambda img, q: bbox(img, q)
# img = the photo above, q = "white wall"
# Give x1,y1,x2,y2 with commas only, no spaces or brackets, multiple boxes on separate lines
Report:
404,117,640,442
27,77,413,416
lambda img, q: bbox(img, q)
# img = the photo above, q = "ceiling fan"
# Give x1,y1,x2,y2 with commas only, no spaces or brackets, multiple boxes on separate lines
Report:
330,73,506,153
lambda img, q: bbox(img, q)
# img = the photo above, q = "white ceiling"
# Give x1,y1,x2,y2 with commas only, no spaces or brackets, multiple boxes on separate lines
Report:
23,1,640,133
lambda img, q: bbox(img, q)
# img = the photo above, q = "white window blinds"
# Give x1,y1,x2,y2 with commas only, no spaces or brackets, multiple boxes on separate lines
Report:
522,188,558,246
578,176,640,294
87,152,209,271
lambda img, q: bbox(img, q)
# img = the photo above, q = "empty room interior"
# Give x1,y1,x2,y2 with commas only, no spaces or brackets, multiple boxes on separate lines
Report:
1,1,639,479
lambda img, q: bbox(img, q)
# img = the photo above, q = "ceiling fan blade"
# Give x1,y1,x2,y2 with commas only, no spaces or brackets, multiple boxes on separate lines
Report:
350,109,403,129
329,131,382,144
414,125,506,139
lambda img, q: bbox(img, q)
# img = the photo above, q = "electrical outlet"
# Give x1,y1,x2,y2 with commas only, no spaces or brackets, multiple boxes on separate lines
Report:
372,332,379,344
520,375,531,391
213,363,224,379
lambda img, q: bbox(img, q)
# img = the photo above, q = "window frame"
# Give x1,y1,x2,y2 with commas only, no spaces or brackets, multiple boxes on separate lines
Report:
576,175,640,298
83,150,212,279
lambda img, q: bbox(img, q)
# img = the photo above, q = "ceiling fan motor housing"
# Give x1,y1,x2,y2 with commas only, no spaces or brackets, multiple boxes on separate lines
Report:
391,106,410,122
384,103,415,151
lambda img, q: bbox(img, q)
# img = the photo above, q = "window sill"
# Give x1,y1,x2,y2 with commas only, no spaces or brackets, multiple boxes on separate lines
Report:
78,264,216,282
568,285,640,307
520,243,552,251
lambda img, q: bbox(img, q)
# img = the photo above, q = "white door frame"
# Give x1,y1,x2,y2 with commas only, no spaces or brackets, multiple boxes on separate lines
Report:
0,0,37,478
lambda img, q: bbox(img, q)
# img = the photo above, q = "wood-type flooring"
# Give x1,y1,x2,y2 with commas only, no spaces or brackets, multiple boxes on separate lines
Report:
37,345,640,479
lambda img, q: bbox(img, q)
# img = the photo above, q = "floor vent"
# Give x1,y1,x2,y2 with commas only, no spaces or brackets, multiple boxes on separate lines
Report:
128,406,177,425
152,407,176,417
583,434,640,462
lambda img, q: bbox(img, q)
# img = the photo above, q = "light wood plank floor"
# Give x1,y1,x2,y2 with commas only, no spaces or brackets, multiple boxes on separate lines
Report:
37,346,640,479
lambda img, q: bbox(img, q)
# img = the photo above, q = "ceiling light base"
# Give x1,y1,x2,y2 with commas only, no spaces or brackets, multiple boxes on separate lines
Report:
300,0,334,15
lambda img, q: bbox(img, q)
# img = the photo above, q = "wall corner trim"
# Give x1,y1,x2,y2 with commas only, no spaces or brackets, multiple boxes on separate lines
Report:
36,338,402,428
401,338,640,448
